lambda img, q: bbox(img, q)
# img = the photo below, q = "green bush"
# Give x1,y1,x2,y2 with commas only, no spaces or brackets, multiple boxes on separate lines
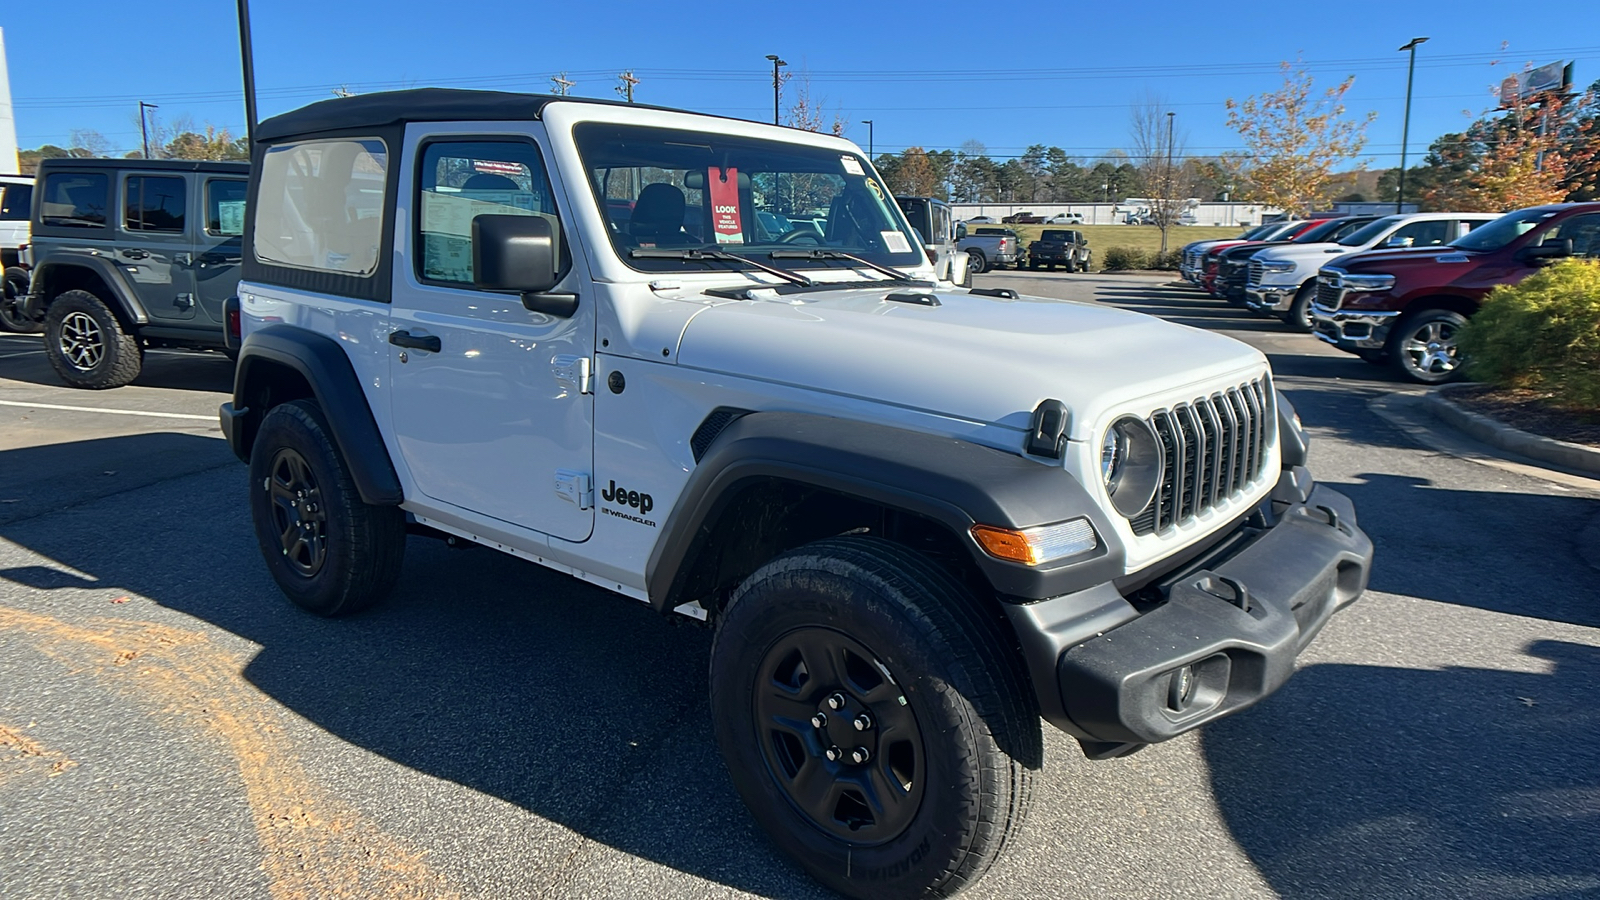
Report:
1457,259,1600,409
1102,247,1149,271
1149,250,1183,271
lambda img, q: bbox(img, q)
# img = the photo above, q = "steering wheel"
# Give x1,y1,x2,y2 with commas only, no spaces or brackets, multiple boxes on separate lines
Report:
777,228,823,244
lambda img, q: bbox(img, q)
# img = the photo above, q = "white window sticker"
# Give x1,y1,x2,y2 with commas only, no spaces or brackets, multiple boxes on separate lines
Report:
841,156,864,176
217,201,246,236
881,230,912,254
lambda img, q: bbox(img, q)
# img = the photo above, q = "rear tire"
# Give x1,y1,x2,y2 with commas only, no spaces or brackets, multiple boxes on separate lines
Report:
710,536,1039,900
0,268,41,334
967,251,988,275
249,399,406,616
44,290,143,389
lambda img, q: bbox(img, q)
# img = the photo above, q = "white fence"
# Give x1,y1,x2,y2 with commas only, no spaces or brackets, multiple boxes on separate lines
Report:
950,202,1284,227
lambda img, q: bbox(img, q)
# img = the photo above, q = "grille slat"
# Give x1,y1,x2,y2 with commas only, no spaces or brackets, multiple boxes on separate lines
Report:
1247,259,1264,288
1130,379,1273,536
1316,281,1344,310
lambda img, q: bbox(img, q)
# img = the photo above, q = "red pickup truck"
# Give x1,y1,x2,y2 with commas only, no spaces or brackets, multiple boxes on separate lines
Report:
1311,202,1600,383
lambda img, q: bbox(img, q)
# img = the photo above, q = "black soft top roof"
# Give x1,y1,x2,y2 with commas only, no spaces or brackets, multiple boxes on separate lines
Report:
255,88,689,143
36,157,248,174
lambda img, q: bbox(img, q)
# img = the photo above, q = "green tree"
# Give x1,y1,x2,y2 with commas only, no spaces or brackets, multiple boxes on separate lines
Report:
1225,62,1376,216
165,126,250,161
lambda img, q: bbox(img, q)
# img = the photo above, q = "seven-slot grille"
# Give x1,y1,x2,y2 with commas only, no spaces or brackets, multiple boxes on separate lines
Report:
1128,379,1273,536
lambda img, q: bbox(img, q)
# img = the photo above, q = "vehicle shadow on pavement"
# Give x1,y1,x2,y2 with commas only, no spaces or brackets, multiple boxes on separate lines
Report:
1332,472,1600,628
0,433,832,899
0,343,234,394
1203,641,1600,899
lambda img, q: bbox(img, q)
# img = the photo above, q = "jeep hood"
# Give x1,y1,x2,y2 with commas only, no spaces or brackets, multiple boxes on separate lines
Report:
673,285,1265,441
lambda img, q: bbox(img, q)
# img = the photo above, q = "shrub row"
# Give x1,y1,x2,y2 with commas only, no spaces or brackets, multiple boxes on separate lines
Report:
1098,248,1182,271
1459,259,1600,410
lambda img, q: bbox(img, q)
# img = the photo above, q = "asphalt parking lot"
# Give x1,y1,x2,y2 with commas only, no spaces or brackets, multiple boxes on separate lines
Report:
1,272,1597,900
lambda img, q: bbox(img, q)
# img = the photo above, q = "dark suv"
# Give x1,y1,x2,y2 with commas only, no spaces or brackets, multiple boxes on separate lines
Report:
22,158,249,388
1027,229,1091,272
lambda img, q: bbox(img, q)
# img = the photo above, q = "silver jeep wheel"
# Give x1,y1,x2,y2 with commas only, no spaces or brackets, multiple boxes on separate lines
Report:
59,311,106,371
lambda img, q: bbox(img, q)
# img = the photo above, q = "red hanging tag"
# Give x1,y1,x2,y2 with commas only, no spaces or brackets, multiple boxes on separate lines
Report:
709,167,742,244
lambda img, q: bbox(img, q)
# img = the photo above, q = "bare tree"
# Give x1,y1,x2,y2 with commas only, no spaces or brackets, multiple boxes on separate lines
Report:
1127,93,1187,252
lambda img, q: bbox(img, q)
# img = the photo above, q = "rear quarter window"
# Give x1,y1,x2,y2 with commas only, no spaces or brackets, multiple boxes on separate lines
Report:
40,172,109,228
253,139,388,275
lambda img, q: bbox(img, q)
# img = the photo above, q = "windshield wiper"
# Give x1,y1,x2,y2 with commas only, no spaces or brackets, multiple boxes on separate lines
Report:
769,249,916,281
631,248,812,287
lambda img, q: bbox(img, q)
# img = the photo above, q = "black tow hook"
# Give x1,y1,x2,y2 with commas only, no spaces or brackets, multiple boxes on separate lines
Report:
1197,574,1252,613
1315,504,1352,535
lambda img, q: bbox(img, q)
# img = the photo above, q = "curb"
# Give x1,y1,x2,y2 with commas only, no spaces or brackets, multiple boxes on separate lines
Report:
1422,385,1600,477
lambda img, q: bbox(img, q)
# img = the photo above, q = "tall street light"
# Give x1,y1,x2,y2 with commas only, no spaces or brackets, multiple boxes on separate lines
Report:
1396,36,1429,213
861,119,874,157
138,101,159,159
236,0,258,145
765,54,787,125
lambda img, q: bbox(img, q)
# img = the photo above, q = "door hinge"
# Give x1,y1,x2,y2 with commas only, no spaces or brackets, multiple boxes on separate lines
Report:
554,470,592,510
552,355,592,394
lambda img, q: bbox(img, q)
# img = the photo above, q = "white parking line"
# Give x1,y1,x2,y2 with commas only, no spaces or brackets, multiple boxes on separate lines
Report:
0,399,216,422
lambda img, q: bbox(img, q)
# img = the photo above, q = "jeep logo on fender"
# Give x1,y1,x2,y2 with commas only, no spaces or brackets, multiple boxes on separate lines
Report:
600,480,653,515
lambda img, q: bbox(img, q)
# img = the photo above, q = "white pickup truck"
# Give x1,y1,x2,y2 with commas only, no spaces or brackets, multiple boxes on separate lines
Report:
0,173,34,332
220,89,1372,900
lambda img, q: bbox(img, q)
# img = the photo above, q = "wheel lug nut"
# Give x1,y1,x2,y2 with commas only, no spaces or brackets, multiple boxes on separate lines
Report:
826,692,846,711
852,713,872,732
850,747,871,765
810,713,827,729
825,746,842,762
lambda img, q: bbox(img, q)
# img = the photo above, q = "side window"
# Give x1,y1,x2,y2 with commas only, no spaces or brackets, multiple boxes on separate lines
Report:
1546,214,1600,258
205,179,249,236
1387,219,1450,249
0,184,32,221
1460,219,1489,234
39,172,109,228
125,175,186,233
416,140,561,286
254,138,388,275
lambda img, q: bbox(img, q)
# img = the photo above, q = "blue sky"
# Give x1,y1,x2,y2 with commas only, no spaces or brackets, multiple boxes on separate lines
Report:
4,1,1599,168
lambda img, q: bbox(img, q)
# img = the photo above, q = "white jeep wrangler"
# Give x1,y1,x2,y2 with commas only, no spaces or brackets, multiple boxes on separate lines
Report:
221,89,1372,900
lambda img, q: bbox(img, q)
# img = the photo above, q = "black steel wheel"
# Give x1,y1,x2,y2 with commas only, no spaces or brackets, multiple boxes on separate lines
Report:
711,536,1039,900
0,267,41,334
249,399,406,616
43,290,142,389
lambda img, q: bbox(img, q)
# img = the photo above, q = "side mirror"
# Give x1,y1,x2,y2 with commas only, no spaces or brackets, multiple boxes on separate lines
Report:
1522,237,1572,264
472,215,575,317
955,223,967,240
1383,235,1415,249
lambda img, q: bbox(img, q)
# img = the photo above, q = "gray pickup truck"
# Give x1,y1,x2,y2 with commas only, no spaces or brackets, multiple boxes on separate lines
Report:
958,226,1025,275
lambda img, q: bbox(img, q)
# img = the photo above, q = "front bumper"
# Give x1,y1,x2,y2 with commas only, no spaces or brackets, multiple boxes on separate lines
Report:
1311,304,1400,352
1244,284,1296,312
1004,481,1371,753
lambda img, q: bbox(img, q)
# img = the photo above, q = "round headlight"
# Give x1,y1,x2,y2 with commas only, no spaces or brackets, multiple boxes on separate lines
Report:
1104,417,1163,519
1100,428,1122,488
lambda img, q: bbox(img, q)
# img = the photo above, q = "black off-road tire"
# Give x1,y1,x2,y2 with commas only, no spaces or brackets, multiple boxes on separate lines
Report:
1281,282,1316,333
249,399,406,616
0,267,41,334
710,536,1040,900
44,290,143,389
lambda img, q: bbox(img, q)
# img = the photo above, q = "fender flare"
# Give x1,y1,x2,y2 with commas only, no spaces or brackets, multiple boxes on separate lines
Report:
644,411,1126,610
30,257,150,324
225,323,403,506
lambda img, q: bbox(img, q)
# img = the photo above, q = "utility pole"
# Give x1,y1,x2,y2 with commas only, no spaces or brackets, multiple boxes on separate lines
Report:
236,0,258,146
332,85,355,98
860,119,874,157
139,101,159,159
1162,110,1175,253
615,71,639,103
765,54,787,125
1396,36,1429,213
551,72,574,96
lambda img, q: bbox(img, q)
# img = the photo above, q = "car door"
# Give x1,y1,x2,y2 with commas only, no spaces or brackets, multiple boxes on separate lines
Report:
388,127,595,542
193,175,249,326
117,172,197,320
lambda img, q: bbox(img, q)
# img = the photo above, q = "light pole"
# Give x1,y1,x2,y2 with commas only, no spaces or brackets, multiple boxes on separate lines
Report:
236,0,257,145
861,119,874,157
1163,110,1175,252
138,102,159,159
1396,36,1429,213
765,54,787,125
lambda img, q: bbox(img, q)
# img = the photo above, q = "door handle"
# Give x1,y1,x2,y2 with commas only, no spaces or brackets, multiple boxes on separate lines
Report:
120,248,149,260
389,330,441,353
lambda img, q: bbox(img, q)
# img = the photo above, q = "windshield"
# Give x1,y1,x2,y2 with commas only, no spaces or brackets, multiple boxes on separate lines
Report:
1292,219,1350,243
574,122,922,273
1337,216,1406,247
1040,230,1075,241
1451,207,1562,252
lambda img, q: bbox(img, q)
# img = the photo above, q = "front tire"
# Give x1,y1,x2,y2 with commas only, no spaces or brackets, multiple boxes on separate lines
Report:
710,537,1039,900
249,399,406,616
44,290,143,389
1281,282,1315,333
1389,309,1469,385
0,268,41,334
